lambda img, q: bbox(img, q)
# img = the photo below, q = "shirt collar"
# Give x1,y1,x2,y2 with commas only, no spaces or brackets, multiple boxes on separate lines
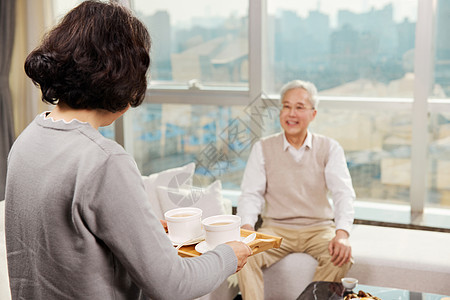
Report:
282,131,312,151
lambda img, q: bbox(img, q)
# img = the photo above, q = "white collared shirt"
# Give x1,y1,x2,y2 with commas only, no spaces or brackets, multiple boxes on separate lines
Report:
237,131,355,234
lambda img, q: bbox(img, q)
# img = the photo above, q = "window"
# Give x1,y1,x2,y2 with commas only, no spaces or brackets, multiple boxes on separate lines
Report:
128,0,450,229
128,0,257,190
429,112,450,208
433,0,450,98
128,104,252,189
265,0,419,96
127,98,280,188
264,1,418,214
133,0,249,88
311,106,412,203
427,1,450,213
49,0,450,229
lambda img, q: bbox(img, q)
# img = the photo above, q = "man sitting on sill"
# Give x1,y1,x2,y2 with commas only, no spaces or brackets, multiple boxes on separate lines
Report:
237,80,356,300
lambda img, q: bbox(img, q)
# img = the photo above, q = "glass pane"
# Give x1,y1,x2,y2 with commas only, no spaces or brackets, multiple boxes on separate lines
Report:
133,0,248,88
52,0,110,21
99,124,115,140
433,0,450,98
265,0,419,97
310,107,412,207
428,110,450,209
52,0,81,21
129,100,280,189
427,1,450,228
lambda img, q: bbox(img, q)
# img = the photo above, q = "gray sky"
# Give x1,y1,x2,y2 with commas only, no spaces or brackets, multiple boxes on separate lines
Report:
53,0,418,28
132,0,417,27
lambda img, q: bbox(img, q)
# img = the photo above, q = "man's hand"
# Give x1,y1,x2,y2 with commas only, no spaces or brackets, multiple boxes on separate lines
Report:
225,241,253,272
241,224,255,231
328,229,351,267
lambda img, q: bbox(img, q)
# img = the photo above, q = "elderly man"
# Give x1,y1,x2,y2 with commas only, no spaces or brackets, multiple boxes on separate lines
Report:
237,80,355,299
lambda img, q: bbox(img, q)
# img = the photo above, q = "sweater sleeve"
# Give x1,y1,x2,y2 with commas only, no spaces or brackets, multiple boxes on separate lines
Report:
80,153,237,300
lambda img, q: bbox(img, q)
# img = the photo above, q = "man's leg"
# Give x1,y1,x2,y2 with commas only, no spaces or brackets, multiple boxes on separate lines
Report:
237,226,296,300
300,226,352,282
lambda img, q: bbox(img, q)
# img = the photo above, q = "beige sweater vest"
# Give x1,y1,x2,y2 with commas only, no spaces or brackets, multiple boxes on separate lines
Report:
261,132,334,229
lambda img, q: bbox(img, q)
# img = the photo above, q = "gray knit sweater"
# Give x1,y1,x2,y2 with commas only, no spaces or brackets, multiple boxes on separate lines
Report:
5,114,236,300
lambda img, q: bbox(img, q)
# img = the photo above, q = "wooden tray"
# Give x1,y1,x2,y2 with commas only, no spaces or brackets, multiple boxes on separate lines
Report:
177,229,282,257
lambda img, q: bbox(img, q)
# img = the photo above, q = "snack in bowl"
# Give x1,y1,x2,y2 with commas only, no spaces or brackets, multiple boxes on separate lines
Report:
344,290,381,300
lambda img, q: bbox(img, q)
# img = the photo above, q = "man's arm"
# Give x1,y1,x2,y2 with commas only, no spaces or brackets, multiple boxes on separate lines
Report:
325,140,356,266
237,141,266,230
325,140,355,234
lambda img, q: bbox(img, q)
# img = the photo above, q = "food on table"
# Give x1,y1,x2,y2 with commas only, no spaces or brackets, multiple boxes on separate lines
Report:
344,290,381,300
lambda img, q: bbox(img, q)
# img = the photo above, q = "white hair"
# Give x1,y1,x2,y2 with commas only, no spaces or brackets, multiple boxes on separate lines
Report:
279,80,319,109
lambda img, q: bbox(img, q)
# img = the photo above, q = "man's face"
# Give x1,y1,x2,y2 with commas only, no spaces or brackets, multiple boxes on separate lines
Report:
279,88,316,139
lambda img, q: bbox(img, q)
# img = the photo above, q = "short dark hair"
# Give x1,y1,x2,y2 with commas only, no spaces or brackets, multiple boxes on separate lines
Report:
24,0,151,112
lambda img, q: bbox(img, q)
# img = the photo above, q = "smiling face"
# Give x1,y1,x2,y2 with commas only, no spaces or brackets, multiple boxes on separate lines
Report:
279,87,317,146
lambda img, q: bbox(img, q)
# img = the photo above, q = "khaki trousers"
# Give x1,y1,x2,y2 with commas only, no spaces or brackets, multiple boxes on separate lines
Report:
237,225,353,300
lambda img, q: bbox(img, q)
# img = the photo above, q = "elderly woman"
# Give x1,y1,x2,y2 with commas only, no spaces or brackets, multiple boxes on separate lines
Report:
5,1,251,299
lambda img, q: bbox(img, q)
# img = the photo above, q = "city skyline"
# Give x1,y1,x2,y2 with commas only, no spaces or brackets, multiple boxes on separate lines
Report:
137,2,428,96
133,0,418,27
126,1,450,209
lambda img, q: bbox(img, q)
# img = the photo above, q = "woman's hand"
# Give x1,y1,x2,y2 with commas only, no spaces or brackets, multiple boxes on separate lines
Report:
241,224,255,231
225,241,253,272
160,220,168,233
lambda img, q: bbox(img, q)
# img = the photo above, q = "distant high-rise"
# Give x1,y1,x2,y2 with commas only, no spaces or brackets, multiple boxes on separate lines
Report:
274,10,304,67
435,0,450,96
396,18,415,58
305,10,330,57
337,4,396,57
436,0,450,60
147,11,172,80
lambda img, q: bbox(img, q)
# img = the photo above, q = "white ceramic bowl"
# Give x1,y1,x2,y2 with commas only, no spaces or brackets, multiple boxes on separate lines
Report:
341,277,358,290
164,207,203,244
202,215,241,248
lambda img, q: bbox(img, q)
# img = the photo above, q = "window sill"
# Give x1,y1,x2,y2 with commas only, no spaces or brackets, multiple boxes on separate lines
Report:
223,190,450,233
